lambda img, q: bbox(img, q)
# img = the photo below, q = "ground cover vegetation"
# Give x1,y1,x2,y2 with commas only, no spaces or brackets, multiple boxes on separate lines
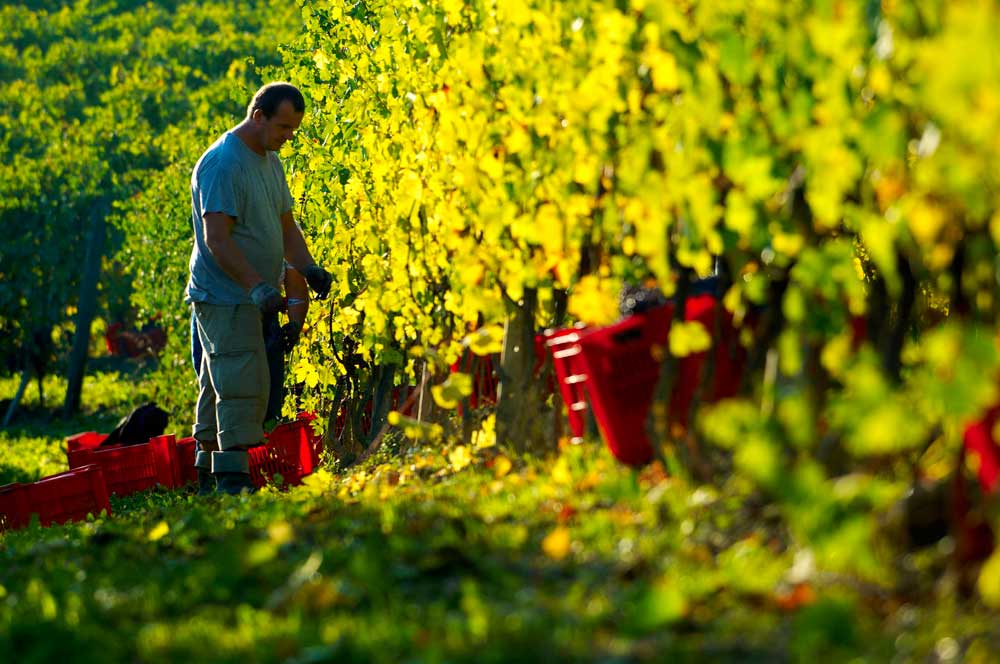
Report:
0,375,994,663
3,0,1000,661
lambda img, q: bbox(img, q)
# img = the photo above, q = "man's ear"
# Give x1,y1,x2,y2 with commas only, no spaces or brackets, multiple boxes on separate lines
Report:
251,108,265,123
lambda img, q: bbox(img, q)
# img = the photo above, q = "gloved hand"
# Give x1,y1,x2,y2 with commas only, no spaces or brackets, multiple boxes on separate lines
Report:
249,282,287,315
262,314,284,354
281,320,303,354
302,264,332,300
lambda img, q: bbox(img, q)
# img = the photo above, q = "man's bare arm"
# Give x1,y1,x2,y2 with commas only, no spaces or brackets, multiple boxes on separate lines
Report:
203,212,263,290
280,210,316,271
284,267,310,326
281,211,331,299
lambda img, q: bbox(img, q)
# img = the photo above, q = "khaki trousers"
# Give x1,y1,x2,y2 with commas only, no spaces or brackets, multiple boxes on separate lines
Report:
191,302,269,473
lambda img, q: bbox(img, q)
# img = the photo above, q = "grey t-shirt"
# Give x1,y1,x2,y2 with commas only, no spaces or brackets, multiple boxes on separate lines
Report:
185,132,294,305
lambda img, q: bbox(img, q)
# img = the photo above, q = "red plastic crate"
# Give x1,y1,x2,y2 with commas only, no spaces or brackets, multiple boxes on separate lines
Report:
297,411,324,467
577,295,746,466
1,465,112,531
546,326,592,442
175,436,199,485
28,464,112,526
0,482,31,531
68,434,180,496
177,424,317,488
963,404,1000,495
451,351,500,409
253,420,315,488
66,431,109,455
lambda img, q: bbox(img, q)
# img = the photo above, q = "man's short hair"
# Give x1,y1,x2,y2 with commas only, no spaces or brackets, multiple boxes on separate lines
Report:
247,82,305,119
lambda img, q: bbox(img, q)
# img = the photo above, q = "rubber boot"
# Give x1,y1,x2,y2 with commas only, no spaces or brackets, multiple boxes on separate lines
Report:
212,449,255,495
216,472,256,495
194,442,218,496
196,468,217,496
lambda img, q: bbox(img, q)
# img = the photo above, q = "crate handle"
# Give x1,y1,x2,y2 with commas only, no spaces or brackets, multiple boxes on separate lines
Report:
612,326,643,343
552,346,581,360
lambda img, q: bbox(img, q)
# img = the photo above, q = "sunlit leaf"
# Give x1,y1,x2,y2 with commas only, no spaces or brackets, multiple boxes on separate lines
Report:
542,526,571,560
147,521,169,542
448,445,472,472
431,372,473,409
669,321,712,357
465,325,505,356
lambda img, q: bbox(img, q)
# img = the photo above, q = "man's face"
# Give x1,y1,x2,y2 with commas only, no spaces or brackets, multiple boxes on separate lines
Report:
257,100,303,152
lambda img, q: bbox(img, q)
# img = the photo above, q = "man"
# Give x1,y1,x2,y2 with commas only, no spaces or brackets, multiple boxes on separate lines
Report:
190,263,309,425
186,82,332,495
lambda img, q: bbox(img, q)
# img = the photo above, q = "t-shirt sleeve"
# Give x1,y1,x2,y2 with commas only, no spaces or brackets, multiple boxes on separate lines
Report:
197,157,240,219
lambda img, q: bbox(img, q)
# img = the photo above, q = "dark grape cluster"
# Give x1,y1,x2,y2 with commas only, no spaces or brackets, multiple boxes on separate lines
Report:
618,284,668,317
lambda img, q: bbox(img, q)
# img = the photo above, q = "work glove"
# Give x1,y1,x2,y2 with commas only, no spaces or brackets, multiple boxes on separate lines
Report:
302,264,332,300
281,320,303,354
249,282,287,316
263,314,284,354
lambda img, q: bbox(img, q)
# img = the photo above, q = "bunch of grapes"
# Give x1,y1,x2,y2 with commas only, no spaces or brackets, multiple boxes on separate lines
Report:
618,284,668,318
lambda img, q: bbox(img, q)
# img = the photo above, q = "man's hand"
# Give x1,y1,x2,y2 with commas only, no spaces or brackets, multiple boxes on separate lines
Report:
281,320,303,354
302,264,332,300
249,282,287,315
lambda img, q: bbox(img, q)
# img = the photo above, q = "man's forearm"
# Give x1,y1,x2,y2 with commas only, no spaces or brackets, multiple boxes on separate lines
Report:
282,222,315,271
287,302,308,326
284,268,310,325
206,235,263,291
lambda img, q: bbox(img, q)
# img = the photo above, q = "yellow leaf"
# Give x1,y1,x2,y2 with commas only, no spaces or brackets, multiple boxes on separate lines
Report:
147,521,169,542
472,414,497,449
724,191,755,238
551,457,572,485
868,63,891,95
542,526,571,560
466,325,505,356
669,321,713,357
978,547,1000,608
568,275,620,326
302,469,335,492
572,153,599,186
398,169,423,213
493,455,512,478
479,151,504,180
535,203,564,253
504,125,530,154
448,445,472,472
907,199,946,246
390,413,444,441
432,372,473,409
772,232,804,258
989,208,1000,247
268,521,293,546
440,0,463,23
648,50,679,91
312,50,332,74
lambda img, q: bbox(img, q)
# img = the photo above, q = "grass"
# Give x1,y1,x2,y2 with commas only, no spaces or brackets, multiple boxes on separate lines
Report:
0,371,996,663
